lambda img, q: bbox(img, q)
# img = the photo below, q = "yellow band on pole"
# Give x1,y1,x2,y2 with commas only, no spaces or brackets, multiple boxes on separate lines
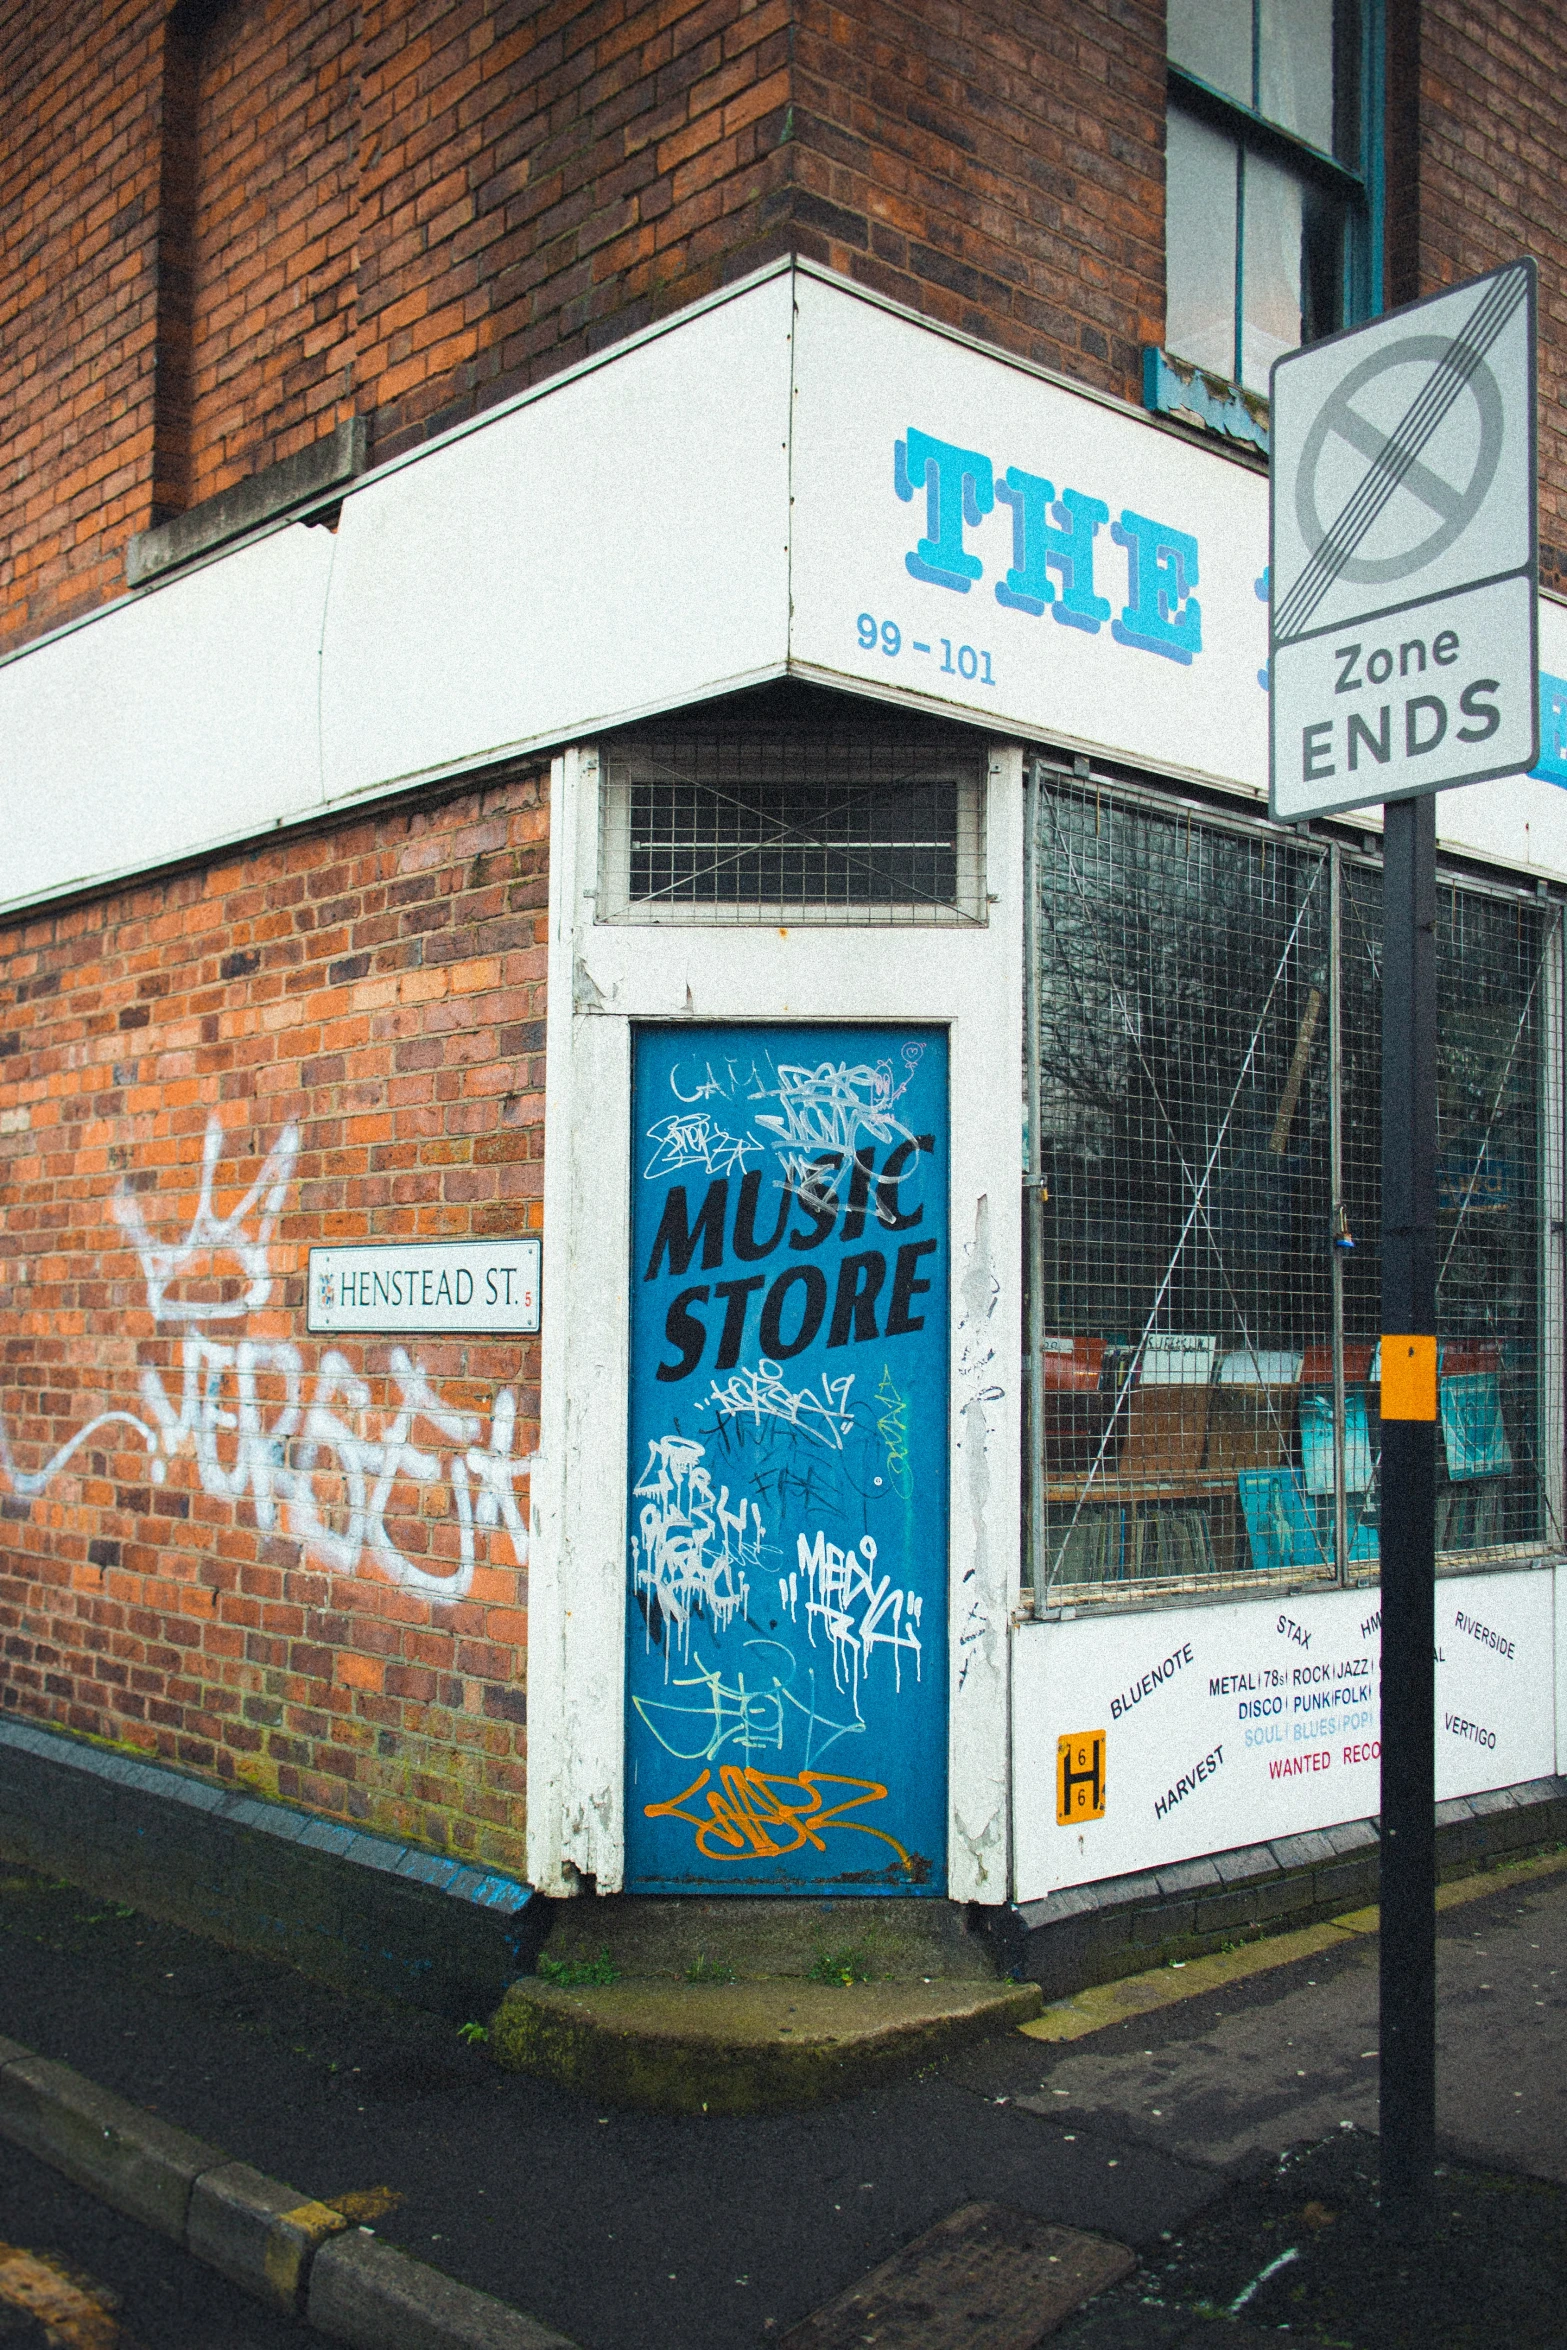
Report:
1380,1334,1438,1421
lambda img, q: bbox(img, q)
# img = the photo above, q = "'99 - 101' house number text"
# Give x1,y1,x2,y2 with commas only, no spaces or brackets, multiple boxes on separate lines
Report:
856,612,995,685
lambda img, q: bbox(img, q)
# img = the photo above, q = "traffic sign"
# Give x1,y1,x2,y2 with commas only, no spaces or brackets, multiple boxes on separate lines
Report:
1270,261,1537,821
1268,254,1538,2240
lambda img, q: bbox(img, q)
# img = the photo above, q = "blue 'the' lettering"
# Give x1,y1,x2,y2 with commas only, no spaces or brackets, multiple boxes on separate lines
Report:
895,429,994,593
993,469,1111,631
1534,672,1567,787
1110,510,1202,664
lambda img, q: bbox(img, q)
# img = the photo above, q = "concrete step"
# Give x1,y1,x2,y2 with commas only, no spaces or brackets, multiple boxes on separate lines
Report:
488,1976,1042,2114
534,1894,1003,1983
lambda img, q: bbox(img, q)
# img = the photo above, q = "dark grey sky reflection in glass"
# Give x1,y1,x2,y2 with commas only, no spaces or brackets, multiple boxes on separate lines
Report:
1168,0,1252,108
1259,0,1335,152
1166,110,1241,380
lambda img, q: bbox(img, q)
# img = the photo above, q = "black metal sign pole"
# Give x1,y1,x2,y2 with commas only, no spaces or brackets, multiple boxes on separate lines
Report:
1378,789,1438,2237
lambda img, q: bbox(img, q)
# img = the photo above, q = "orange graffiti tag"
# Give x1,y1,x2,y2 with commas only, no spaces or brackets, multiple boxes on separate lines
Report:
644,1765,915,1867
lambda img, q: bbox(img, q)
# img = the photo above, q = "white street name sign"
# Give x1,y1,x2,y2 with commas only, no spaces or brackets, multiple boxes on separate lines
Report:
307,1240,541,1334
1270,260,1537,821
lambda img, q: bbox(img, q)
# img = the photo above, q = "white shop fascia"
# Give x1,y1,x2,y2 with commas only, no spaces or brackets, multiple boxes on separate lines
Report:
5,254,1567,915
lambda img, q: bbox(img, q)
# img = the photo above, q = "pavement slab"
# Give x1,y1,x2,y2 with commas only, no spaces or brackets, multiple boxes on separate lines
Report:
1052,2133,1567,2350
1018,1960,1384,2166
1004,1864,1567,2178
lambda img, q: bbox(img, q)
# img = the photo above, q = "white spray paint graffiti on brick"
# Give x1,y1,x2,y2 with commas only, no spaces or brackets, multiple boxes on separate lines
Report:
0,1115,531,1600
631,1433,766,1668
135,1337,530,1599
0,1409,162,1498
780,1528,923,1701
110,1117,296,1321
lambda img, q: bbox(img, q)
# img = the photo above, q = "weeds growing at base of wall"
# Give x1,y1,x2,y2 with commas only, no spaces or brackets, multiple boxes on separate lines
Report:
536,1948,620,1988
685,1952,738,1984
808,1944,877,1986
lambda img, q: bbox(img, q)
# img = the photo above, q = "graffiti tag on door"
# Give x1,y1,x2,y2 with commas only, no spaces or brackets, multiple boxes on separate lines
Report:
625,1027,950,1893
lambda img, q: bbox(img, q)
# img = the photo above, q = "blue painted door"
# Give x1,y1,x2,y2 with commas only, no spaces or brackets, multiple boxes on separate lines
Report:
625,1025,950,1894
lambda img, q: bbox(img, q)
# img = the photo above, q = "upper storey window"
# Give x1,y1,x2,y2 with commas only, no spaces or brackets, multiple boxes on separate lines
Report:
1164,0,1381,399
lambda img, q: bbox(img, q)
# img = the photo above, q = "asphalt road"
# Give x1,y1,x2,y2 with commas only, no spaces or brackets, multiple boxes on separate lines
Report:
0,1859,1562,2349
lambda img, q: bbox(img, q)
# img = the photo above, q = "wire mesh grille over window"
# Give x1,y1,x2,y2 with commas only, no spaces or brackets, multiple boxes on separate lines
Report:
1025,768,1563,1602
600,738,985,923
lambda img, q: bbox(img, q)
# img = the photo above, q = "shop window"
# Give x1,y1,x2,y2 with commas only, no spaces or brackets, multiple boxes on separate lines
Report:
1024,764,1563,1603
598,731,986,925
1155,0,1382,416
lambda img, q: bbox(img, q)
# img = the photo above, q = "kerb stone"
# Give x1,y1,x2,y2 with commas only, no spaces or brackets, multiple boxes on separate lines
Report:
187,2158,348,2310
308,2229,579,2350
0,2053,219,2239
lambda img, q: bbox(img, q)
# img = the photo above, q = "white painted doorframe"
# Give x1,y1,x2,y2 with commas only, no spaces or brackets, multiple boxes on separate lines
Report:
527,739,1025,1900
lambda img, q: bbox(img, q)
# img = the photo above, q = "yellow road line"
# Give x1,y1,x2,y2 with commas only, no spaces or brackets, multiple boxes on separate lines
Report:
1018,1845,1567,2044
0,2243,121,2349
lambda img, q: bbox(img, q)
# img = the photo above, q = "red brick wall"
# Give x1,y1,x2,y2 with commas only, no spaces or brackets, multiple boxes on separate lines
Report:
184,0,360,505
0,774,547,1869
5,0,1562,628
1414,0,1567,588
0,0,164,648
787,0,1166,403
353,0,796,461
2,0,1166,647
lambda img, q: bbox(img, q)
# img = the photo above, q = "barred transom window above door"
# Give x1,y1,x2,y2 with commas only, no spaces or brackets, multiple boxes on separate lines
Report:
597,726,987,926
